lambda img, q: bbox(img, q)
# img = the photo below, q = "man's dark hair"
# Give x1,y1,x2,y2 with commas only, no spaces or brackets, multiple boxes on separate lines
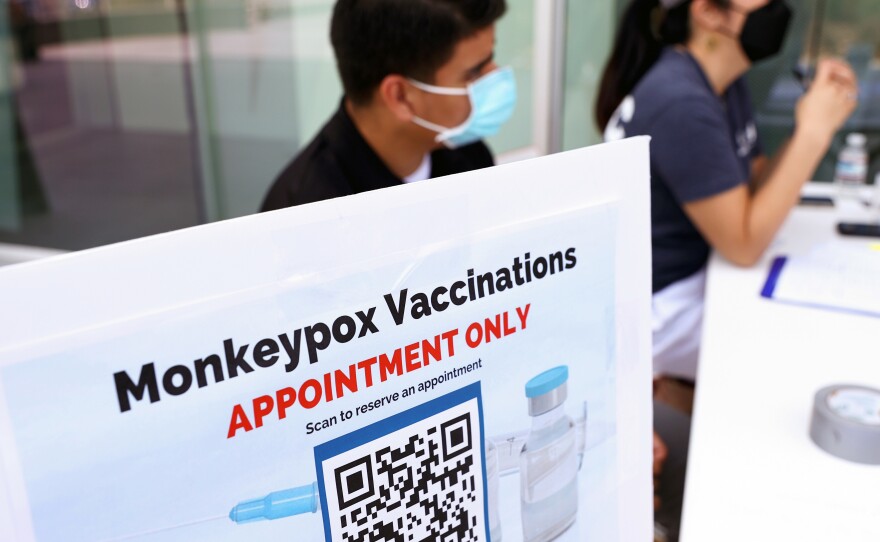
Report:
331,0,507,105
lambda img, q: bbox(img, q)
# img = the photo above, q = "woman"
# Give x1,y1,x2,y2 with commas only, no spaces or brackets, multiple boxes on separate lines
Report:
598,0,857,381
598,2,857,539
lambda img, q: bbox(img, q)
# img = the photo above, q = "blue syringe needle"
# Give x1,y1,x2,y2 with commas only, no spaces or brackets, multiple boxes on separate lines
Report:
229,482,320,524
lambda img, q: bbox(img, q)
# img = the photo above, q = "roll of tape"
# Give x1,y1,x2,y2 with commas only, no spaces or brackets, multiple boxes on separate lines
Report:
809,385,880,465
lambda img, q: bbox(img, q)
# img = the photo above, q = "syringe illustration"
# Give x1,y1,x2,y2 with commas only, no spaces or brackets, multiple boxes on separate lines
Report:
228,482,320,523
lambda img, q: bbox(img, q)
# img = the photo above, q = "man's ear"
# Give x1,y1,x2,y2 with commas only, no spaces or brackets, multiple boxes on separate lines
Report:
377,74,418,122
690,0,730,33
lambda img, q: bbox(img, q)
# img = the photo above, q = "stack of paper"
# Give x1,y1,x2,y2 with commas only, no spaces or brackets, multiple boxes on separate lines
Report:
761,243,880,318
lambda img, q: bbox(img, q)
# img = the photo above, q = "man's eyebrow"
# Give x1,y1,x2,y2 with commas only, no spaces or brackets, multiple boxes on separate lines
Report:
465,51,495,77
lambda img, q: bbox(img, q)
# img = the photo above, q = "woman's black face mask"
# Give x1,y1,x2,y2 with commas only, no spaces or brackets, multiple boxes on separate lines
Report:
736,0,793,63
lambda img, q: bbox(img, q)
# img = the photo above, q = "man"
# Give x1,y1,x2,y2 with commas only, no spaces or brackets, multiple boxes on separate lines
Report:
261,0,514,211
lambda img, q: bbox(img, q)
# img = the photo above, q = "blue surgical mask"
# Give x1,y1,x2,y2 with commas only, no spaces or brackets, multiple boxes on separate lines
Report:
408,67,517,149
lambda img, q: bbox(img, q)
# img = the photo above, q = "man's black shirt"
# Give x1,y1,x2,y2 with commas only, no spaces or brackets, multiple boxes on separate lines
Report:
261,102,494,211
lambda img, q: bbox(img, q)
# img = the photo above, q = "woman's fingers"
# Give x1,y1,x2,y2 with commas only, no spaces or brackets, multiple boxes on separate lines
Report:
816,58,857,89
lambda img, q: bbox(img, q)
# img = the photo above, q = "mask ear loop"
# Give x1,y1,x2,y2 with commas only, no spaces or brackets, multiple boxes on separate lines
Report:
406,79,475,146
411,115,451,138
406,79,469,96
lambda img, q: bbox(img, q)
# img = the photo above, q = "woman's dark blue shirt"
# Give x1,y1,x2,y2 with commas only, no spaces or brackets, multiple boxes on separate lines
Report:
606,48,763,293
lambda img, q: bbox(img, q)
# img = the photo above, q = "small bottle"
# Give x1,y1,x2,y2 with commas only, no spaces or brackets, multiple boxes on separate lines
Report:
519,366,578,542
873,172,880,221
835,133,869,202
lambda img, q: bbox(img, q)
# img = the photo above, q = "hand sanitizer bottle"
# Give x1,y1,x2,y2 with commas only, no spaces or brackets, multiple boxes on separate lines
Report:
519,366,578,542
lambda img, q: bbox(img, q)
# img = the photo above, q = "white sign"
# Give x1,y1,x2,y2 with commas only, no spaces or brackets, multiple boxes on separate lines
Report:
0,138,652,542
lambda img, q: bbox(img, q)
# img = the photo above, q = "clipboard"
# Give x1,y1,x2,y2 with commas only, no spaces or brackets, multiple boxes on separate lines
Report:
760,254,880,319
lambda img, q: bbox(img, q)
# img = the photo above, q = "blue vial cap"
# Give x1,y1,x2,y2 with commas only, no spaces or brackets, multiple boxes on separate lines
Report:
525,366,569,398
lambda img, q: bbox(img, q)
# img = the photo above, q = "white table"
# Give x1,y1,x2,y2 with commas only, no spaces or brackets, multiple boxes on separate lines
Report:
681,185,880,542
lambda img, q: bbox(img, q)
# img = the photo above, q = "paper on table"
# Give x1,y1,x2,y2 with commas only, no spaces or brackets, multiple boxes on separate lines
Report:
761,242,880,318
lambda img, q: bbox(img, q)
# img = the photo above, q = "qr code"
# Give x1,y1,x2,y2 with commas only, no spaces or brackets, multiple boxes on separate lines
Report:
315,385,486,542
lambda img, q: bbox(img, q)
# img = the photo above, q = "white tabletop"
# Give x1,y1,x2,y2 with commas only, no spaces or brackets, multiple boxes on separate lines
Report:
680,185,880,542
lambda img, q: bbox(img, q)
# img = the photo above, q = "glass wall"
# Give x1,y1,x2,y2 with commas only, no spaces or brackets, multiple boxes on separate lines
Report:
6,0,866,254
0,0,537,251
1,5,18,233
750,0,880,182
1,0,206,250
563,0,880,183
561,0,616,151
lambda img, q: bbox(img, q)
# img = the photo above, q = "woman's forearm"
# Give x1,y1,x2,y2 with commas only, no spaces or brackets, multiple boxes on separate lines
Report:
743,127,831,258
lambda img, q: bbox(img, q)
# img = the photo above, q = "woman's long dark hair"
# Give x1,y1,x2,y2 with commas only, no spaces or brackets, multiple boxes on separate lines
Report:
594,0,729,131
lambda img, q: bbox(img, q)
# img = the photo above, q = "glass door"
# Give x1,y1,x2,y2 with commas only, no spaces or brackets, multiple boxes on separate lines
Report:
0,0,205,250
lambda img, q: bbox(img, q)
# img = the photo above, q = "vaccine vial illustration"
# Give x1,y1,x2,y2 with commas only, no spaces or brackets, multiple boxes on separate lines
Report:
519,366,578,542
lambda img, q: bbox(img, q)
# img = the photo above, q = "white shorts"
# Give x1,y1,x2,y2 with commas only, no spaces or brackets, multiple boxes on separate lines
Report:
652,268,707,381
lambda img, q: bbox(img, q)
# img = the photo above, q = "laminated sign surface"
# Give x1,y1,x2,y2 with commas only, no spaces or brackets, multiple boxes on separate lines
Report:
0,139,652,542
